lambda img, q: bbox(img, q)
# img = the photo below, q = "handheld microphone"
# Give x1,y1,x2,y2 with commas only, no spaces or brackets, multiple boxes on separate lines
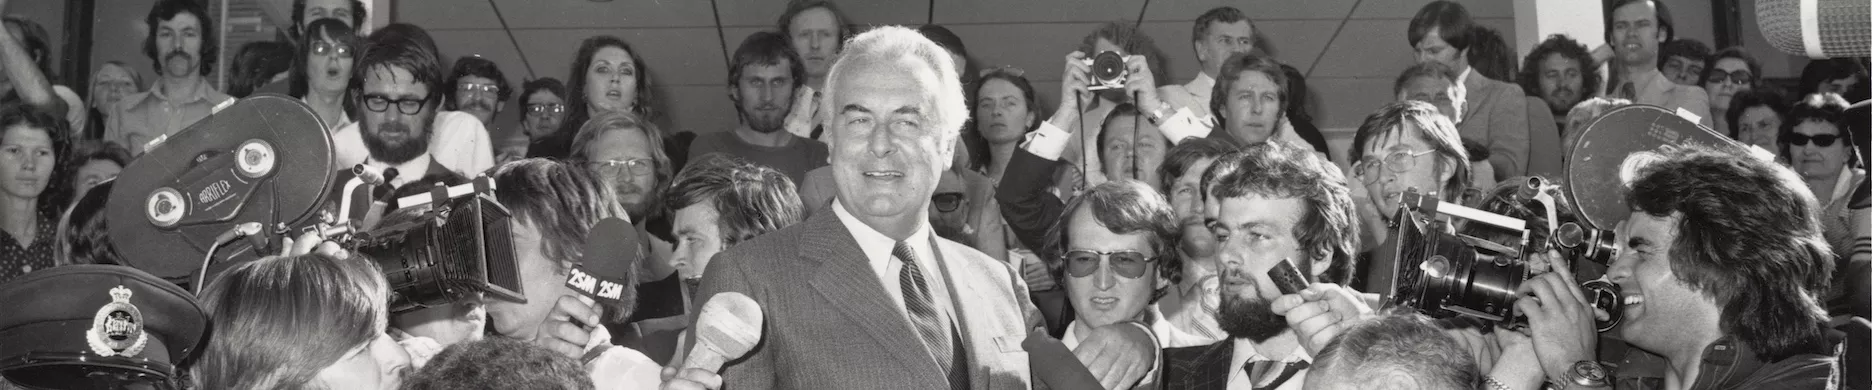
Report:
1757,0,1870,58
681,292,764,373
565,218,643,327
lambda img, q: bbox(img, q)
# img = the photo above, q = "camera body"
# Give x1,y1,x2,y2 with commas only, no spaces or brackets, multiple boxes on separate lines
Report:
1382,179,1624,332
1081,51,1130,91
333,177,527,313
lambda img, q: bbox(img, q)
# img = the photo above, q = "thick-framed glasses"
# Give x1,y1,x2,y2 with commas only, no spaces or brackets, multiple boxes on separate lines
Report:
526,103,565,116
588,159,655,178
1787,133,1841,147
932,192,965,212
1705,69,1754,85
361,94,428,115
1354,149,1437,183
1062,250,1157,279
310,41,351,58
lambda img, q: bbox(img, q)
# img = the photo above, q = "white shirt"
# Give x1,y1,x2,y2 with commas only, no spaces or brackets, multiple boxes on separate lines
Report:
829,200,961,334
1226,337,1312,390
584,324,664,390
332,110,495,178
1451,66,1472,125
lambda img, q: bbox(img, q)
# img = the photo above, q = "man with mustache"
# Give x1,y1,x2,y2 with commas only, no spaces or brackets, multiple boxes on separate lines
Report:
331,23,468,190
1159,141,1360,390
329,50,496,179
687,31,828,187
108,0,234,155
1517,34,1600,133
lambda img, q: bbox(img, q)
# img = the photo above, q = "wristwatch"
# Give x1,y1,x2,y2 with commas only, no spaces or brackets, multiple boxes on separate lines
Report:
1558,360,1611,389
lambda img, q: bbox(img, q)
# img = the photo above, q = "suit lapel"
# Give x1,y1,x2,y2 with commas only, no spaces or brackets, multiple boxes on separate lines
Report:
1192,340,1235,390
1462,72,1487,124
798,212,947,387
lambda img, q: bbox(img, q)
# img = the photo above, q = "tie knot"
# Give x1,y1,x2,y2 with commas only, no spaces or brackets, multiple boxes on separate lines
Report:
892,241,917,265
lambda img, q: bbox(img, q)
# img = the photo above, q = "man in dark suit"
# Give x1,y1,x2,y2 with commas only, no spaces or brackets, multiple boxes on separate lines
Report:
697,26,1152,389
1159,142,1360,390
1407,1,1532,180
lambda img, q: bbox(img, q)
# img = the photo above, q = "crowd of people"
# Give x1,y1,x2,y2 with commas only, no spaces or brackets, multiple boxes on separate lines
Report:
0,0,1866,388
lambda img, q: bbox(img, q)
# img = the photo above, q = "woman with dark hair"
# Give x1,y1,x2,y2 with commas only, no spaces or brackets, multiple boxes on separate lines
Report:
974,66,1044,182
227,41,294,98
1700,47,1760,135
529,35,658,159
1723,88,1789,160
63,140,129,206
55,180,116,267
0,105,69,283
291,18,362,130
1782,94,1864,263
193,252,413,389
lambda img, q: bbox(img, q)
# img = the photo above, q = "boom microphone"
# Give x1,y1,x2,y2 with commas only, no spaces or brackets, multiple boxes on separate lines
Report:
681,292,764,373
1757,0,1870,58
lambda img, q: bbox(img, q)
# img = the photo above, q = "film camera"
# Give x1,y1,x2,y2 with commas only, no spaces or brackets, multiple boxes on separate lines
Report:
108,95,524,312
1382,178,1625,332
1081,50,1130,91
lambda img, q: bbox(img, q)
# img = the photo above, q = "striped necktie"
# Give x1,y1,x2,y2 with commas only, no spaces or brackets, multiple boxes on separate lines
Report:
1245,359,1308,390
894,241,966,389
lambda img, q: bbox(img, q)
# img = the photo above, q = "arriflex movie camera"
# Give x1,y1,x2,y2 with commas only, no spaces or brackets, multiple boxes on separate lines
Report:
1384,105,1751,332
107,95,524,311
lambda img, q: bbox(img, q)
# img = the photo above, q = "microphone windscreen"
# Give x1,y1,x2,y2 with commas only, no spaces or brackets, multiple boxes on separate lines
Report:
564,218,641,304
1757,0,1870,58
685,292,764,371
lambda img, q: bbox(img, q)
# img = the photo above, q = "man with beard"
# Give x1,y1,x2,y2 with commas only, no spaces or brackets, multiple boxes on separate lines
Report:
330,26,494,179
331,23,468,189
1517,34,1600,132
109,0,234,155
688,31,828,186
1159,141,1359,390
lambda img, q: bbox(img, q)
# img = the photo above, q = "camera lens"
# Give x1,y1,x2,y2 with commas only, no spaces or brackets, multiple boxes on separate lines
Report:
1091,51,1126,83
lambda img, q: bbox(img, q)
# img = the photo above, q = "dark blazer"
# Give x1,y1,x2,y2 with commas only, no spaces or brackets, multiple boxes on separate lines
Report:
992,147,1077,337
696,211,1042,389
1159,340,1234,390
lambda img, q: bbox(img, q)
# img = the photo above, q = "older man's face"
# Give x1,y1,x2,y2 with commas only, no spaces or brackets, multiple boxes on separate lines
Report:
829,57,954,234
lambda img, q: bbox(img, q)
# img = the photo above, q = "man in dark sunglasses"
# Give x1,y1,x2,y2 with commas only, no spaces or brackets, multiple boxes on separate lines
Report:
1042,179,1194,387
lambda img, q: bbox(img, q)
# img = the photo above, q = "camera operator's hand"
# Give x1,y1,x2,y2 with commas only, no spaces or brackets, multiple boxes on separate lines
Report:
1346,174,1389,252
1513,263,1600,383
1488,326,1550,389
538,295,603,359
1122,55,1162,115
1015,250,1057,291
1049,51,1092,130
279,229,347,259
1270,283,1375,356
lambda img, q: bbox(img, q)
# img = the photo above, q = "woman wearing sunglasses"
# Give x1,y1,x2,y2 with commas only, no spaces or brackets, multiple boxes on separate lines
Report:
290,18,360,131
1782,94,1864,264
1700,47,1759,137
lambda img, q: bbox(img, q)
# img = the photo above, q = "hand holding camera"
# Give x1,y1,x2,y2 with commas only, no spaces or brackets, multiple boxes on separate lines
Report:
1512,260,1602,384
1050,51,1093,129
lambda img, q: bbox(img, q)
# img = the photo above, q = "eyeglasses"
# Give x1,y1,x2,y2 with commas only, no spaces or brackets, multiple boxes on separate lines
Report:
458,83,500,95
981,65,1026,78
361,94,429,115
1353,149,1437,183
1705,69,1754,85
588,158,655,178
1062,250,1157,279
1787,133,1841,147
310,41,352,58
932,192,965,212
526,103,565,116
